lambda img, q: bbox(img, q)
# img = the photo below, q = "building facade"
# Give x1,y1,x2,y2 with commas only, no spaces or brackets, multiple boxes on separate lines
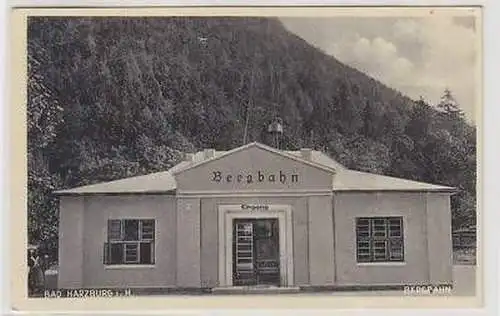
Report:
55,142,455,291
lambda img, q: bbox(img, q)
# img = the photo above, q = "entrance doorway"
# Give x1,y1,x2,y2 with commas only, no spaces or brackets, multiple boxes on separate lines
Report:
232,218,280,286
218,204,293,287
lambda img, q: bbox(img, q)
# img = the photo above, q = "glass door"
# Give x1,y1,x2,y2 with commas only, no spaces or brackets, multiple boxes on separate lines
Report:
233,220,255,286
232,218,280,286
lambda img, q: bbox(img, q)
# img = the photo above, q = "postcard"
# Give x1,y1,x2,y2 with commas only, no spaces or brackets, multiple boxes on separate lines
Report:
8,5,482,313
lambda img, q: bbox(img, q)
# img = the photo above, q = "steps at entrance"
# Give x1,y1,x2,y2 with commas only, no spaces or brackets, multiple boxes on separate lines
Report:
211,286,301,295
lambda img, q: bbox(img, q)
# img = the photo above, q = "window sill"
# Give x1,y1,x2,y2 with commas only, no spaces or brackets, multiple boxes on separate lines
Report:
356,262,406,266
104,264,156,270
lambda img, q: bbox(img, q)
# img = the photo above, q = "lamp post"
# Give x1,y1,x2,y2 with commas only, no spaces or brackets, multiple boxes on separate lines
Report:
267,117,283,149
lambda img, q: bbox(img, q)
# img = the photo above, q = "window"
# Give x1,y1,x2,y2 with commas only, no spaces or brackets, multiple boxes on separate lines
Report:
356,217,404,263
104,219,155,265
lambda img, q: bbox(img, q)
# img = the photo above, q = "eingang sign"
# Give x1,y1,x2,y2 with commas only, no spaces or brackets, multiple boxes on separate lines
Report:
240,204,269,211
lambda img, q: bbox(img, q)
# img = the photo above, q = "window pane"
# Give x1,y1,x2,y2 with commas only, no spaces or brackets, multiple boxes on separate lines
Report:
124,243,139,263
374,248,386,255
373,219,386,226
357,225,369,232
141,220,155,240
140,242,153,264
110,243,123,264
358,241,370,249
388,218,402,226
357,237,372,262
108,220,122,241
357,249,370,255
124,220,139,241
357,225,370,235
389,227,401,237
238,244,252,251
373,240,387,260
357,218,369,226
237,223,253,235
357,250,371,256
357,253,371,262
389,218,402,237
374,252,387,260
356,218,371,239
373,225,386,238
389,239,404,260
390,251,403,261
357,232,370,238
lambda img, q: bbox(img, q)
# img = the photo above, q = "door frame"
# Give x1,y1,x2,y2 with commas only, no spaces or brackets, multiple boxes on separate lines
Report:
218,204,294,287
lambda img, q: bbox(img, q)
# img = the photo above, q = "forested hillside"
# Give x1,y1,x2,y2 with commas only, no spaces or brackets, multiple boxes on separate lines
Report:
27,17,476,261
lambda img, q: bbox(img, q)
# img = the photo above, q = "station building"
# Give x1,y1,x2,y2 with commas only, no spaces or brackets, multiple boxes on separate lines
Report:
55,142,455,292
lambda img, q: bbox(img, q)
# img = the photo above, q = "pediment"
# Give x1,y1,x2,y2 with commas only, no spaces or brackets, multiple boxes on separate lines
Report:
174,143,335,194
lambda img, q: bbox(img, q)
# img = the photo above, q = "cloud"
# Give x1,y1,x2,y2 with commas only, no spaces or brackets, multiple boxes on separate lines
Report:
328,34,416,95
410,17,477,119
393,19,420,41
399,18,476,120
281,16,479,121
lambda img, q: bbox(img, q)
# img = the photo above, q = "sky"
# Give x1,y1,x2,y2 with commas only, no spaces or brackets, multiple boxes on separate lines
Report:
280,16,479,122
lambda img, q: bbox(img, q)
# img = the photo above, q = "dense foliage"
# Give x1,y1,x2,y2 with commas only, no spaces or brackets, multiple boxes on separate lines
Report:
27,17,476,263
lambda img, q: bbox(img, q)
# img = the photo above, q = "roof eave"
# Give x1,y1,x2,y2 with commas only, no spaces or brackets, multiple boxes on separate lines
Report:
54,189,177,197
333,188,458,194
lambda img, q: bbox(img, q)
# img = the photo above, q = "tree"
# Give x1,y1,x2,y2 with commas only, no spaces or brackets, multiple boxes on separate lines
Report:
332,81,363,135
405,97,434,142
437,89,464,119
361,100,384,139
27,38,64,263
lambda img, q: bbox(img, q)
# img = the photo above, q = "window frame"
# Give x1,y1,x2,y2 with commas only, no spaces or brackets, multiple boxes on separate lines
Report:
355,216,404,263
104,218,156,266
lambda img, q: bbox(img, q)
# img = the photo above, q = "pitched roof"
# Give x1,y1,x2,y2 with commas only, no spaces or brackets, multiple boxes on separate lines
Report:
332,169,454,192
54,142,455,195
285,150,347,171
54,171,177,195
